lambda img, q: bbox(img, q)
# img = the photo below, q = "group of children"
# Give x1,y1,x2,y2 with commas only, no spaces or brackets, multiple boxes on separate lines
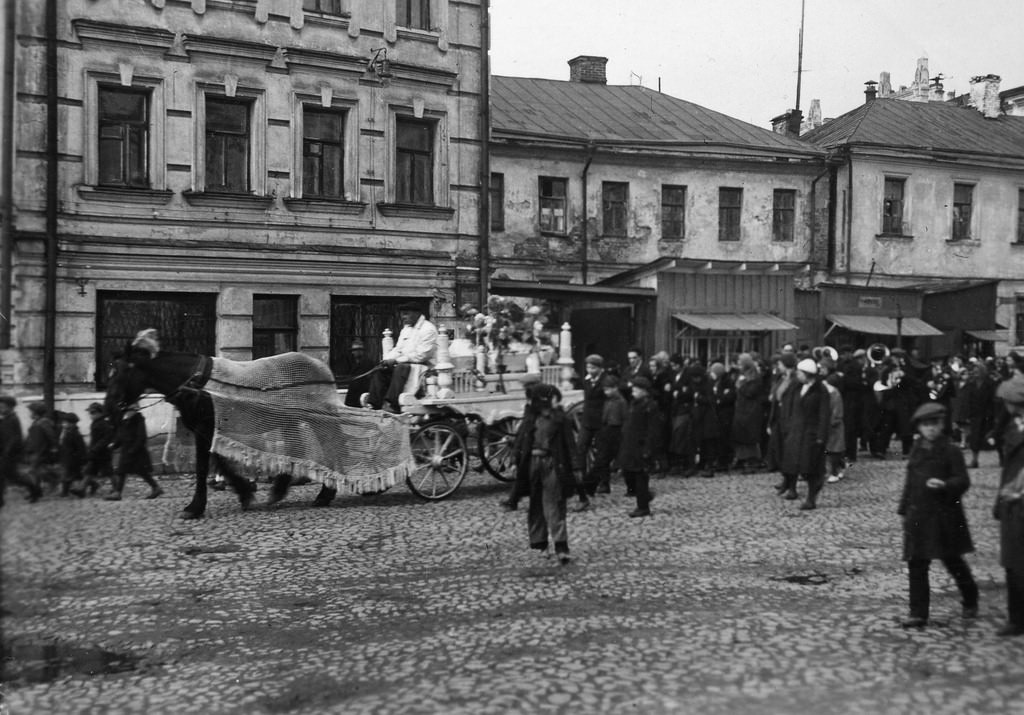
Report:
0,397,162,507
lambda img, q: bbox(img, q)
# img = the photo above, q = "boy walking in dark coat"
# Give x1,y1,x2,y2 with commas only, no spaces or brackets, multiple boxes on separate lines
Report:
0,394,40,505
105,404,163,501
620,377,662,518
572,354,606,512
512,384,576,564
583,373,627,496
83,402,114,495
58,412,90,497
898,402,978,629
24,401,59,494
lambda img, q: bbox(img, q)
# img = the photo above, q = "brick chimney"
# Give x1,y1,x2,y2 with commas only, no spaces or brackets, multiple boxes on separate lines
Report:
864,80,878,103
770,109,802,138
969,74,1002,119
568,56,608,84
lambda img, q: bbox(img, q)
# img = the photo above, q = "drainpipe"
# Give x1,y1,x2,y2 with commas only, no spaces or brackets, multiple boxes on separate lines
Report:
477,0,490,304
580,143,594,285
44,0,58,405
0,0,15,350
809,158,830,270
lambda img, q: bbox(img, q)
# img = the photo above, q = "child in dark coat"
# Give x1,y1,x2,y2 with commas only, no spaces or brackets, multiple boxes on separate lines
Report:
620,377,662,518
511,384,576,564
898,401,978,628
582,373,627,497
105,404,163,501
58,412,90,497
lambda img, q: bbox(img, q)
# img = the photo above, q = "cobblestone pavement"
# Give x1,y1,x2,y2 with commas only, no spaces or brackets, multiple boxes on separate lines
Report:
3,450,1023,715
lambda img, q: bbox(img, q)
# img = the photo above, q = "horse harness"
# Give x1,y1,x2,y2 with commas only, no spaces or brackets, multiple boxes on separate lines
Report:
169,354,213,403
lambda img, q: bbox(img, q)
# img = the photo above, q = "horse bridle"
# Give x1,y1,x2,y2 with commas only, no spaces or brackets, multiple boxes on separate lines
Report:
114,354,212,412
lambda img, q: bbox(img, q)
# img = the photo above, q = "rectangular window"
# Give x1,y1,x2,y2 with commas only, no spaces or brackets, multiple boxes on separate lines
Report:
718,187,742,242
602,182,628,236
1017,297,1024,346
1017,189,1024,244
303,107,345,199
772,189,796,242
661,184,686,239
952,183,973,241
395,117,434,205
882,178,905,234
98,87,149,188
396,0,430,29
253,296,299,359
489,172,505,231
304,0,343,12
205,97,250,193
96,291,216,389
538,177,567,234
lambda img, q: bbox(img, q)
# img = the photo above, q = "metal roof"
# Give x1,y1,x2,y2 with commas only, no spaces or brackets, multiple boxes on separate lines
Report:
491,76,823,156
674,313,798,332
802,99,1024,159
826,314,944,337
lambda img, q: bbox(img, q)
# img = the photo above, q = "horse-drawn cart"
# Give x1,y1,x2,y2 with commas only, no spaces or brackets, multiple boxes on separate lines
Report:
387,322,583,501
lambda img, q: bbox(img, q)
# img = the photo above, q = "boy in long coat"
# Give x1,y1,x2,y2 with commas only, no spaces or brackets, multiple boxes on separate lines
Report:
24,401,59,494
897,402,978,629
511,384,576,564
572,354,606,512
84,402,114,495
993,376,1024,636
778,359,831,510
58,412,89,497
620,377,662,518
105,404,163,501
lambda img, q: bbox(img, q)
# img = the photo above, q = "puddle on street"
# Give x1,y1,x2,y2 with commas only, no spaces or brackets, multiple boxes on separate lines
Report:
1,640,141,685
769,572,831,585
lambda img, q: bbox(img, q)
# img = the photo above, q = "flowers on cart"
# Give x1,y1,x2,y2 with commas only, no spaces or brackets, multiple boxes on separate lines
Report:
458,297,556,371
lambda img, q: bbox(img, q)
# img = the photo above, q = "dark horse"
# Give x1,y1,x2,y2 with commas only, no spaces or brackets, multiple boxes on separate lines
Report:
105,339,337,519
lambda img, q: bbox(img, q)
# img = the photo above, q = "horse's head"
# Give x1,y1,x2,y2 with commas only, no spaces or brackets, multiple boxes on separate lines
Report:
104,329,161,424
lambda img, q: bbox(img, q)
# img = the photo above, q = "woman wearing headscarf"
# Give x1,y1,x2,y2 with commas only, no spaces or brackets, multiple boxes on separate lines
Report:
731,353,765,474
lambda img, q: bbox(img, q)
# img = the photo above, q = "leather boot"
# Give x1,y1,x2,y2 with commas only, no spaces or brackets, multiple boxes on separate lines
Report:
142,474,164,499
104,474,125,501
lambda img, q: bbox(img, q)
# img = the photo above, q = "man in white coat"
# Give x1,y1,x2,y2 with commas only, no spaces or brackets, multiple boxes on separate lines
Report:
366,304,438,413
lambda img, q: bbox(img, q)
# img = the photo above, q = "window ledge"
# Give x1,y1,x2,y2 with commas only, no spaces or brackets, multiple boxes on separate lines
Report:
539,230,568,238
77,185,173,205
182,191,275,210
376,202,453,219
396,27,441,43
304,12,351,29
284,197,367,215
875,233,914,240
946,238,980,246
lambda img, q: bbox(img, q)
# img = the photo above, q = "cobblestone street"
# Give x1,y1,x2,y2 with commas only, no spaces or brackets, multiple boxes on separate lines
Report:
3,451,1023,714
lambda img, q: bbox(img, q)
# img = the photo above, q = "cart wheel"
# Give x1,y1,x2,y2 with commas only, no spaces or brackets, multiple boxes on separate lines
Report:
479,417,522,482
407,422,468,500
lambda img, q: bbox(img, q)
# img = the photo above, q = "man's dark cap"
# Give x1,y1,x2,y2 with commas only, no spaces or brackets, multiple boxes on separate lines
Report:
911,402,947,424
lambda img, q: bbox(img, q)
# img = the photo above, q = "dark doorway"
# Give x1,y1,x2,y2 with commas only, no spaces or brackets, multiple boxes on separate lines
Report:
569,307,632,371
329,296,430,385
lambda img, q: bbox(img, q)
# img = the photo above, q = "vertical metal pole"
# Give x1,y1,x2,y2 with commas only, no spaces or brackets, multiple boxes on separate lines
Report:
0,0,16,350
795,0,805,113
44,0,57,405
477,0,490,305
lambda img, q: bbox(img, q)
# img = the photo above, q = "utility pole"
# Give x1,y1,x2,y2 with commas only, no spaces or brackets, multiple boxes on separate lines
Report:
795,0,805,114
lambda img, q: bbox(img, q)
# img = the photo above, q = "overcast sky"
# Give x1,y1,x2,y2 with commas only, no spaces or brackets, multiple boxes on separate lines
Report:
490,0,1024,128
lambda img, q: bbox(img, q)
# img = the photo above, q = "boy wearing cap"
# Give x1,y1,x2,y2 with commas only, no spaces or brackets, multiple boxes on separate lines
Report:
24,401,59,494
582,373,627,496
511,384,576,564
898,402,978,629
84,402,115,495
0,395,41,505
58,412,89,497
619,376,662,517
572,354,606,511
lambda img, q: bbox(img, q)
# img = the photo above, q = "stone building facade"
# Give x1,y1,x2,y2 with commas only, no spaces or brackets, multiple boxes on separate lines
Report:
1,0,486,395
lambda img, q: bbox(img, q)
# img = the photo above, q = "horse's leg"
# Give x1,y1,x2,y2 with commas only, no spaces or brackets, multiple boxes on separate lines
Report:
214,455,256,511
181,436,210,520
268,474,292,505
313,484,337,507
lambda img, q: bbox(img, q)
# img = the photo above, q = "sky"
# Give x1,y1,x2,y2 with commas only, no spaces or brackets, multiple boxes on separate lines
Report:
490,0,1024,128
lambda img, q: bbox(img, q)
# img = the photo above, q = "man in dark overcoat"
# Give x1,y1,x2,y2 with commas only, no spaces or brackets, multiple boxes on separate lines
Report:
24,401,59,494
897,402,977,629
730,354,765,473
687,365,720,478
778,359,831,510
619,377,662,518
993,376,1024,636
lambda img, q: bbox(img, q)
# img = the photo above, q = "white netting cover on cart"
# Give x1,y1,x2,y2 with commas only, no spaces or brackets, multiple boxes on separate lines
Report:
206,353,414,494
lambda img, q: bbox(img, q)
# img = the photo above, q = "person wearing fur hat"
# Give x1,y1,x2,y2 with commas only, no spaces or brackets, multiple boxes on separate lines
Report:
0,394,41,506
619,376,662,517
898,402,978,629
572,354,607,512
509,383,576,564
992,376,1024,636
777,358,831,510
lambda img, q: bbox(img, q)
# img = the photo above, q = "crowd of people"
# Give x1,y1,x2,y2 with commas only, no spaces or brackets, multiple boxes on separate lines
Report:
0,397,162,507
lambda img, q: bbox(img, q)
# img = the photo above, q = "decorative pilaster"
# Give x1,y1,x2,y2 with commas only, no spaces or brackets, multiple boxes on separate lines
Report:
434,328,455,399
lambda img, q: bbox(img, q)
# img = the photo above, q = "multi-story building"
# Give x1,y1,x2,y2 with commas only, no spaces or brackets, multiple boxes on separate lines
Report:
1,0,487,397
488,56,827,362
802,75,1024,355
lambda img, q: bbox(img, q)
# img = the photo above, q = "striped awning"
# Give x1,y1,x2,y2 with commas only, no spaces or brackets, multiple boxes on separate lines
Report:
673,313,798,332
826,314,943,337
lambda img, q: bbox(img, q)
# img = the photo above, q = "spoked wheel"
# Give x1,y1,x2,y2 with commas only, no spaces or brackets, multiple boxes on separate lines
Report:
407,422,468,500
478,417,522,482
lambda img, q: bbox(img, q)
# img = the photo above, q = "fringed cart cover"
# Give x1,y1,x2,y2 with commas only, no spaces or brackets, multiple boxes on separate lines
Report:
205,353,414,494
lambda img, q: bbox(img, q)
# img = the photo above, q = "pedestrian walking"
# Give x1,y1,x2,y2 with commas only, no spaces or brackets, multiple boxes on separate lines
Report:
82,402,115,496
620,376,662,518
956,361,997,469
898,402,978,629
572,354,607,512
105,404,163,501
819,360,847,484
992,375,1024,636
778,359,830,510
0,394,40,506
731,353,765,474
24,401,59,495
57,412,90,498
621,347,653,399
582,373,627,496
511,383,575,564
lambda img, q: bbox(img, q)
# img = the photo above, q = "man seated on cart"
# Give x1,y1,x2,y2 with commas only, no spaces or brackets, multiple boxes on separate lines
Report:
365,304,438,413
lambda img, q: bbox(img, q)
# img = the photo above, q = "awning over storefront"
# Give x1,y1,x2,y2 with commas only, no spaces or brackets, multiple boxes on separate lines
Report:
826,314,944,337
965,329,1009,342
673,313,798,332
